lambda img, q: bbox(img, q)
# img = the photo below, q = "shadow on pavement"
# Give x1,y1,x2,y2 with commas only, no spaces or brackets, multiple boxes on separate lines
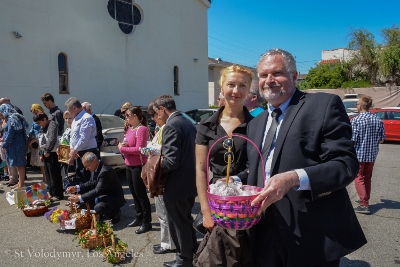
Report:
369,198,400,214
341,257,370,266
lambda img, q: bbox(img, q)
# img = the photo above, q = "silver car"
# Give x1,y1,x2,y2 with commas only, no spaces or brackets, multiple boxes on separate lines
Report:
97,114,126,170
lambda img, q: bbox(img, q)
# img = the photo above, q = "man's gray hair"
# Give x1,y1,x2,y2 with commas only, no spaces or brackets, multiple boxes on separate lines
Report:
65,97,82,109
250,77,264,104
257,48,297,73
82,102,92,112
154,95,176,111
82,152,98,163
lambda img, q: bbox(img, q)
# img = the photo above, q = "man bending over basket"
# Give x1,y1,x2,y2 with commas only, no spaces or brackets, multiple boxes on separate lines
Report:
66,152,125,224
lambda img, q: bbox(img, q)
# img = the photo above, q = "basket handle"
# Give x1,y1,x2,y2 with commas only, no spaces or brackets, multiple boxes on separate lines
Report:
91,213,97,230
206,134,266,187
19,188,38,208
85,202,91,215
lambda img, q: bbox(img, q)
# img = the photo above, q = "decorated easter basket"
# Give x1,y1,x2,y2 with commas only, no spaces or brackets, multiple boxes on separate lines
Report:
78,214,112,249
206,134,264,230
19,183,50,217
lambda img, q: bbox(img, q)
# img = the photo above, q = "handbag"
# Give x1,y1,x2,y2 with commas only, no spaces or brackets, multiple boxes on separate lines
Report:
141,153,166,198
193,211,208,235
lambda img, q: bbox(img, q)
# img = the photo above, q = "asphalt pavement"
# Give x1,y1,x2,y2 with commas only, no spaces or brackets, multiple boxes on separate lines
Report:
0,142,399,267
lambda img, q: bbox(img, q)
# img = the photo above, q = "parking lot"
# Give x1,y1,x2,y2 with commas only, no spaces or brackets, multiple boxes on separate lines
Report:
0,142,399,267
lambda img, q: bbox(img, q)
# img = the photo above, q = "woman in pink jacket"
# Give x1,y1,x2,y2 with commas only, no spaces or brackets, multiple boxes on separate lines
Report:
118,106,152,234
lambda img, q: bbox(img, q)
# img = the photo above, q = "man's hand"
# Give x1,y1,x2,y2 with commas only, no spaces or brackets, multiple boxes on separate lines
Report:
251,171,300,214
68,194,80,203
66,186,77,194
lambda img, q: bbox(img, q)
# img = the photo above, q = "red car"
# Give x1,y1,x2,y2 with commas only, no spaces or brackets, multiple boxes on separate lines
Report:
369,108,400,141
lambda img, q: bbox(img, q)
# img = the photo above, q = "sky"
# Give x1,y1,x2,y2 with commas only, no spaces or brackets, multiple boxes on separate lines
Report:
208,0,400,74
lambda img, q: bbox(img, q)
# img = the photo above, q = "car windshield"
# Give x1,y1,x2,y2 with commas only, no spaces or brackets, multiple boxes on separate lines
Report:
182,112,196,124
97,115,125,129
343,101,358,110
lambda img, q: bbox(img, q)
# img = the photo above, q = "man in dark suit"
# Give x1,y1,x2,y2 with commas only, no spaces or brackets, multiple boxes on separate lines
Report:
153,95,198,267
247,49,366,267
66,152,125,224
82,102,104,149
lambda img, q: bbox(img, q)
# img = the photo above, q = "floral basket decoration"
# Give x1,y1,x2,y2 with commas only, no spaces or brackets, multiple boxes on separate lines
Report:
20,183,51,217
103,235,128,264
206,134,264,230
75,214,113,250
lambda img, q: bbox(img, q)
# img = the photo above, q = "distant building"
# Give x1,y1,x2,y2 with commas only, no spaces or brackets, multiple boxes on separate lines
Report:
320,48,355,64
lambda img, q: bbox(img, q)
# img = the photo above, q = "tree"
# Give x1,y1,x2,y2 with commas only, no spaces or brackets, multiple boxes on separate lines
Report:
347,28,379,85
379,25,400,84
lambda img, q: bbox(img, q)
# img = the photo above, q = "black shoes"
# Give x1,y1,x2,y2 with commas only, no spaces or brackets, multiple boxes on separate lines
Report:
153,246,177,254
111,209,121,224
135,223,152,234
126,218,142,227
163,260,193,267
153,244,161,249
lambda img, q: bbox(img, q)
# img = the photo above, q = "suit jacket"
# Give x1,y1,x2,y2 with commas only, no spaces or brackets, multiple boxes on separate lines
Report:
79,162,125,209
247,90,366,266
92,114,104,149
161,111,197,202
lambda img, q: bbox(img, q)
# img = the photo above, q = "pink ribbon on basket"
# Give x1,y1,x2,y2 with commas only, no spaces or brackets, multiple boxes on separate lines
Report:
206,134,266,185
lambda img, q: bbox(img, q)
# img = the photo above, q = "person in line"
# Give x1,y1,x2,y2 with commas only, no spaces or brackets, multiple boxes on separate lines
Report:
65,97,98,184
194,65,254,266
351,96,385,214
0,104,29,188
153,95,198,267
247,48,366,266
244,77,265,117
146,100,176,254
28,104,46,182
114,102,132,119
82,102,104,150
119,106,152,234
40,93,64,135
0,98,23,115
34,113,63,201
58,110,74,193
66,152,125,224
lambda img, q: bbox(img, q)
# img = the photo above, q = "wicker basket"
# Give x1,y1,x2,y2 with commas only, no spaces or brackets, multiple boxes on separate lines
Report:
206,134,264,230
60,202,92,230
20,189,50,217
79,214,112,249
103,235,127,264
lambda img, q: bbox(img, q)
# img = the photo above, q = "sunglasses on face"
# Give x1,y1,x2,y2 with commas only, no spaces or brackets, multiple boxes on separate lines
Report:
223,138,235,163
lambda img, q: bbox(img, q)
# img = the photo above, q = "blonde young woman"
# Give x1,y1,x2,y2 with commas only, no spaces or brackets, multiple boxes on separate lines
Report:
194,65,254,266
28,104,46,182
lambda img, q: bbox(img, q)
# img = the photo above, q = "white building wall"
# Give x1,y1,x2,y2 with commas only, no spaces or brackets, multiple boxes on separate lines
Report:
322,48,354,61
0,0,209,119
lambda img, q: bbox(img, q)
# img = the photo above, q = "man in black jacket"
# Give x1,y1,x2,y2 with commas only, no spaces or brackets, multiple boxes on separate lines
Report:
82,102,104,149
66,152,125,224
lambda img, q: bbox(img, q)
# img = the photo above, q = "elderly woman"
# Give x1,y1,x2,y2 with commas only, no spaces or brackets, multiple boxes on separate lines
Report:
34,113,63,202
28,104,46,182
0,104,29,188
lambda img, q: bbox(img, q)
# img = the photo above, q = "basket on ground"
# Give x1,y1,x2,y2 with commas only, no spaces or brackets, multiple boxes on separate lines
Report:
78,214,112,249
60,202,92,230
103,235,127,264
20,185,50,217
206,134,264,230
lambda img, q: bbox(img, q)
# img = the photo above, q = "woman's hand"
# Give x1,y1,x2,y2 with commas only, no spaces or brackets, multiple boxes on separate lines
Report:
202,211,215,231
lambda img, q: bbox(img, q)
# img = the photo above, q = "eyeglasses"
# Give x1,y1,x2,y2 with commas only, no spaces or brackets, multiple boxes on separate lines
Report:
223,138,234,163
64,117,73,120
121,109,127,115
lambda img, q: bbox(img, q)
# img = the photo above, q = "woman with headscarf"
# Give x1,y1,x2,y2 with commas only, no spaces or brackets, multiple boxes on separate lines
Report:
0,104,29,188
28,104,46,182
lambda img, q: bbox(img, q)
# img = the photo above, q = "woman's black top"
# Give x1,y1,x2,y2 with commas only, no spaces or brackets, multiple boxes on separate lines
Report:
195,106,253,184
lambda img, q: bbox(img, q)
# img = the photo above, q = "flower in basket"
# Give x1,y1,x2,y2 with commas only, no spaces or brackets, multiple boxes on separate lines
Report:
44,206,58,222
50,209,64,223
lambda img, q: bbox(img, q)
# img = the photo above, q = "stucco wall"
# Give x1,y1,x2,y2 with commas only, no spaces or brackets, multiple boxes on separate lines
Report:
0,0,209,119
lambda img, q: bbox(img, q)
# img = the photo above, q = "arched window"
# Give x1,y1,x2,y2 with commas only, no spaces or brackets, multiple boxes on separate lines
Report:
58,53,69,94
174,66,179,95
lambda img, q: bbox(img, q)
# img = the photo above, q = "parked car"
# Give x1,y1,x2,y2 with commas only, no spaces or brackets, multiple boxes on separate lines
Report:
369,108,400,141
185,108,218,124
